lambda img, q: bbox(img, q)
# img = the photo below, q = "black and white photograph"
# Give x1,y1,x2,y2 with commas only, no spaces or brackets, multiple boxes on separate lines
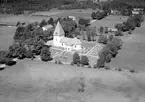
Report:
0,0,145,101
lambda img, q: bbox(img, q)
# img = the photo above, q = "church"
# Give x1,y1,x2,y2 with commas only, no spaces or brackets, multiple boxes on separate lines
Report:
53,22,82,51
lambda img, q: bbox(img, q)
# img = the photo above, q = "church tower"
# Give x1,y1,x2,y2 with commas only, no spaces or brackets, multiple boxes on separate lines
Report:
53,21,65,47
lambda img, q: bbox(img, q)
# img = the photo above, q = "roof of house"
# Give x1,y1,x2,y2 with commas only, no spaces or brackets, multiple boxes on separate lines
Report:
42,25,53,30
53,21,65,36
60,37,81,46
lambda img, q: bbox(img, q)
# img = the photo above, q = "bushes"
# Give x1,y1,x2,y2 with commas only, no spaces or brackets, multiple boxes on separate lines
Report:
73,52,80,64
91,11,108,20
78,18,90,26
97,36,123,68
115,30,124,36
115,14,143,33
80,56,89,65
98,34,108,44
40,45,52,62
5,59,16,66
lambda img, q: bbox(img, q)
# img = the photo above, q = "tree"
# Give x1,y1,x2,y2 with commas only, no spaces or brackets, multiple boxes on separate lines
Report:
97,56,105,68
48,18,54,26
0,50,9,64
80,56,89,65
104,27,108,34
78,18,90,26
73,52,80,64
16,21,20,27
8,42,27,59
115,30,123,36
13,26,25,41
40,45,52,61
111,37,123,50
25,50,34,59
108,34,114,42
39,19,47,27
98,34,108,44
105,42,118,58
61,20,77,37
99,26,104,34
91,12,97,19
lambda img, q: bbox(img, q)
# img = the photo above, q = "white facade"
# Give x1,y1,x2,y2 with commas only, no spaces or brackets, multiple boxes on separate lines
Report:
53,22,82,51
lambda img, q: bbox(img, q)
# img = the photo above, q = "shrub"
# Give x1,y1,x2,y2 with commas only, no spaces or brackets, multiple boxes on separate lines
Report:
99,26,104,34
98,34,108,44
129,68,136,73
97,57,105,68
105,54,112,63
78,18,90,26
104,27,108,34
80,56,89,65
73,52,80,64
25,50,34,59
39,19,47,27
5,59,16,66
128,30,132,34
40,46,52,62
115,30,124,36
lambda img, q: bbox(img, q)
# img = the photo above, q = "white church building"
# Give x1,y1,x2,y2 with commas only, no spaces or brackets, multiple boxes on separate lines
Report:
52,21,82,51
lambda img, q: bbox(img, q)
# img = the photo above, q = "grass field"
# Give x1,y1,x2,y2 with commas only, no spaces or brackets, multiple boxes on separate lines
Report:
0,60,145,102
107,22,145,72
90,15,128,29
0,26,16,50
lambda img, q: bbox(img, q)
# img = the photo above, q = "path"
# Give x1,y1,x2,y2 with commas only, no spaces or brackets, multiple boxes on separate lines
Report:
86,43,103,58
108,22,145,71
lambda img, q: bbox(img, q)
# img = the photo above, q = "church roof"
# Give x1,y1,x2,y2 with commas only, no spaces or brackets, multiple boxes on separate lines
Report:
53,21,65,36
60,37,81,46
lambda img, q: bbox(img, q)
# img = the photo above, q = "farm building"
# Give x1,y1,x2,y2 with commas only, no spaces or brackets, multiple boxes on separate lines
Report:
108,28,118,32
132,8,144,15
53,22,82,51
42,25,53,31
68,16,76,21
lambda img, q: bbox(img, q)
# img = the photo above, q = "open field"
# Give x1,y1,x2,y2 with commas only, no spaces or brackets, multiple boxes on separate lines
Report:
0,26,16,50
0,60,145,102
0,9,94,25
107,22,145,72
91,15,128,29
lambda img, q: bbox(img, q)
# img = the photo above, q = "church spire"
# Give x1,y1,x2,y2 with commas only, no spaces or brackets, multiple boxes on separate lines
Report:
53,21,65,36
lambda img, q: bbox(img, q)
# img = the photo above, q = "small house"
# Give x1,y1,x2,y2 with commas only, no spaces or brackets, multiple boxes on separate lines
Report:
42,25,53,31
